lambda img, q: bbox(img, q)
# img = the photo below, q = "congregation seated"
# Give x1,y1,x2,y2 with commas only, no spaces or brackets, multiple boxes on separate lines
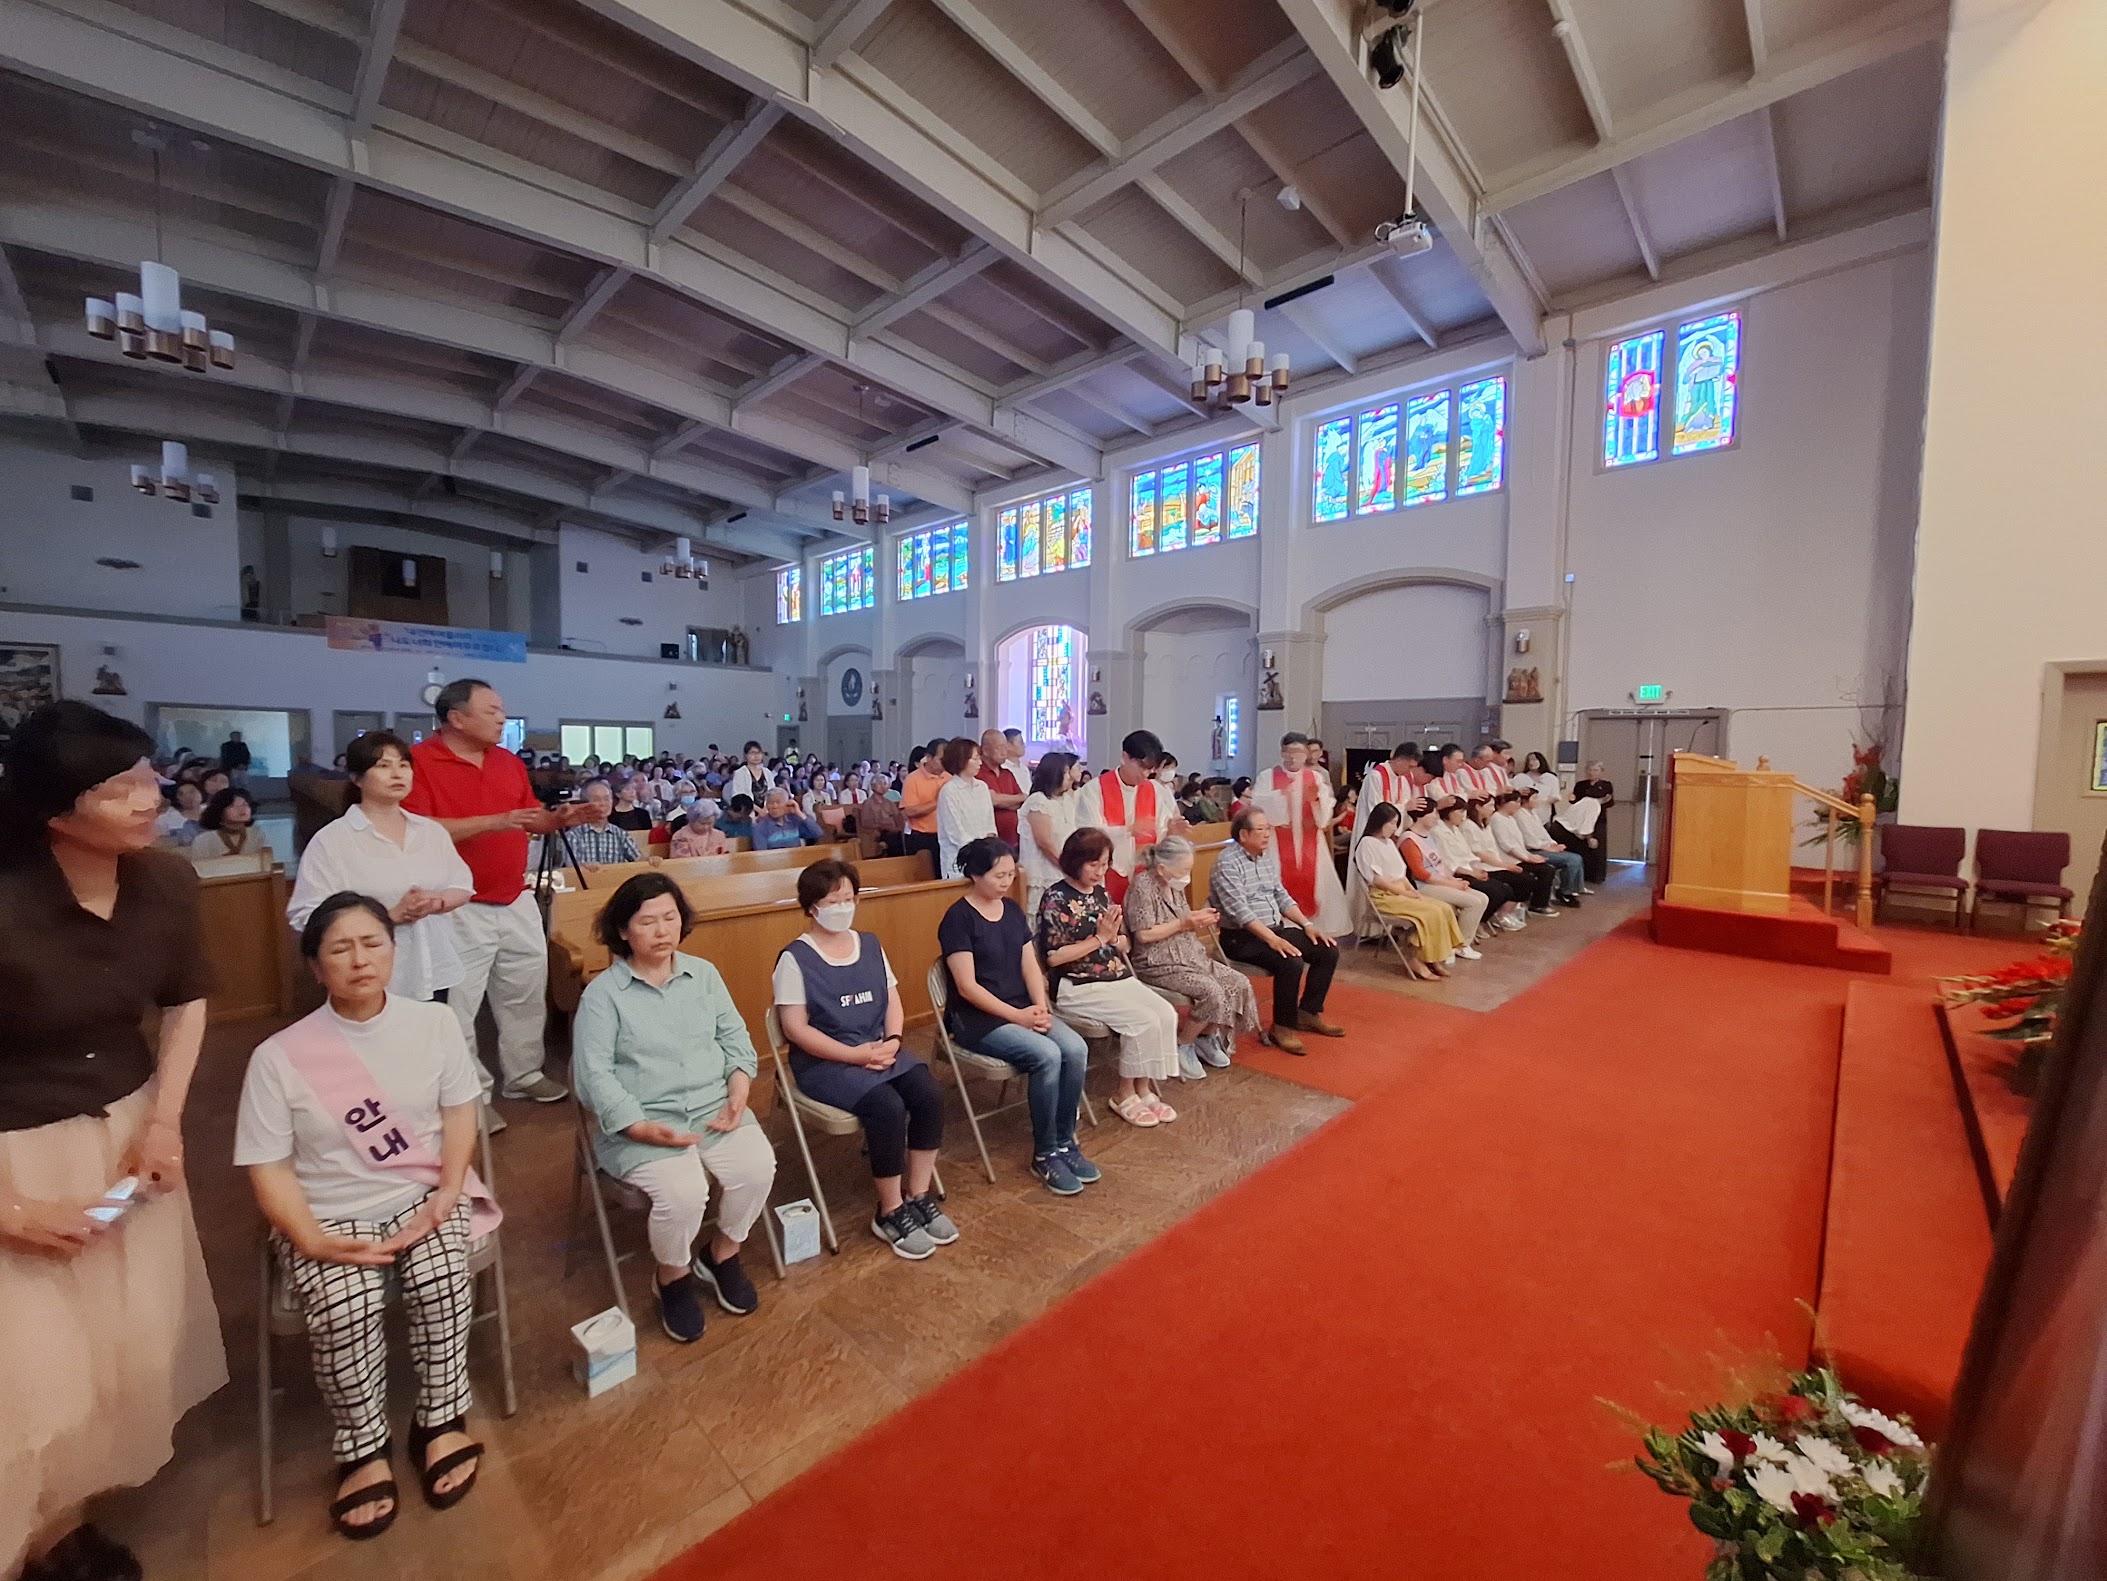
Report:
1547,768,1612,886
1464,795,1558,916
1123,836,1258,1079
934,736,997,879
572,874,776,1343
855,774,905,859
155,779,205,847
235,893,491,1540
565,780,642,870
1493,790,1584,907
607,776,655,834
189,787,269,863
751,787,824,851
1400,800,1493,946
1431,798,1525,933
1349,803,1467,979
1206,808,1342,1056
938,837,1098,1195
774,859,958,1260
1036,827,1182,1129
718,794,756,842
669,800,730,857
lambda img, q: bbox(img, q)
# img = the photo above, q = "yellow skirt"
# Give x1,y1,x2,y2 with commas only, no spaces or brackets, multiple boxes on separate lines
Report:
1371,888,1467,962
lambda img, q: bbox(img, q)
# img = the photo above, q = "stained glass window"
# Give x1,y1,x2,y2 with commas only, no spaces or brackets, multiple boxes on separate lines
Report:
1027,625,1080,746
1158,461,1188,553
1019,500,1041,578
1067,488,1091,568
1604,329,1665,468
775,565,802,624
1356,403,1398,514
1226,443,1260,538
998,507,1018,582
1404,391,1450,506
997,487,1090,580
818,545,875,615
1313,417,1352,522
1191,452,1223,546
1221,694,1240,760
1671,311,1741,455
1456,376,1507,496
895,523,966,602
1043,494,1068,574
1130,472,1157,557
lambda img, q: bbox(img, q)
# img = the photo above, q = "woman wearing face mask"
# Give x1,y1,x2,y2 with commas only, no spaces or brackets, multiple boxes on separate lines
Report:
1038,828,1181,1128
1018,750,1081,919
773,860,955,1260
1122,836,1259,1080
934,737,996,880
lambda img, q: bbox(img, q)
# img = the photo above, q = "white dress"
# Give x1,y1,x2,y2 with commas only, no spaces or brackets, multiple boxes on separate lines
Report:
935,776,997,878
1018,790,1077,911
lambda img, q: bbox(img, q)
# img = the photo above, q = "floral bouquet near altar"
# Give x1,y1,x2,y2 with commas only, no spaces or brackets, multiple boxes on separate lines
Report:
1633,1366,1930,1580
1801,740,1898,848
1941,919,2079,1093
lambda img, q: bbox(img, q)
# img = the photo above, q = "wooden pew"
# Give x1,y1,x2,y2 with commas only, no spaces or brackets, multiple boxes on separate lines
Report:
567,843,844,891
197,864,299,1023
1186,820,1231,847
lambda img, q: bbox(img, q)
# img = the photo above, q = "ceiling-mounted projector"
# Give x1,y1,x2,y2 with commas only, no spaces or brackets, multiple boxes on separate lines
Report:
1376,215,1433,258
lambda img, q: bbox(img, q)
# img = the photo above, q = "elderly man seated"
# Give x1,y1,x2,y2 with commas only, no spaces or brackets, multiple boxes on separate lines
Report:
856,774,906,858
1208,806,1342,1056
751,786,824,851
567,779,642,869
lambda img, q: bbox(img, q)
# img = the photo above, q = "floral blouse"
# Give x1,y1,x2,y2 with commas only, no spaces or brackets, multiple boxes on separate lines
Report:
1036,879,1133,986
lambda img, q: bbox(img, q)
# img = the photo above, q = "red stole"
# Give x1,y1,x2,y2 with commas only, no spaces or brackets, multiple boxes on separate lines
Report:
1368,764,1412,813
1271,765,1322,916
1096,770,1158,903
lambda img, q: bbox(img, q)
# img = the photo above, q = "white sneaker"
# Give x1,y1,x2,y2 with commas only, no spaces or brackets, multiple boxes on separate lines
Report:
1194,1032,1232,1068
1177,1044,1207,1081
1456,945,1484,961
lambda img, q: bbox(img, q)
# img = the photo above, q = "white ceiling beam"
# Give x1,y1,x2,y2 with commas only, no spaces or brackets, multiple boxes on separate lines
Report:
1547,1,1615,141
994,344,1141,409
555,266,633,344
1609,166,1659,280
0,0,1094,481
1277,298,1356,375
735,350,826,409
866,418,955,461
1038,39,1322,225
1136,177,1262,286
0,243,31,324
648,98,787,243
492,363,541,413
349,0,407,140
1743,0,1770,73
851,244,994,336
246,477,558,545
1273,0,1546,357
1063,384,1153,436
1367,255,1439,350
315,175,355,276
927,0,1118,155
1757,104,1788,241
810,0,894,70
1481,0,1945,214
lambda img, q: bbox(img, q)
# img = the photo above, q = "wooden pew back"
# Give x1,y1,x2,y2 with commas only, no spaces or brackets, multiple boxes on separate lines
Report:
198,865,298,1022
569,843,847,891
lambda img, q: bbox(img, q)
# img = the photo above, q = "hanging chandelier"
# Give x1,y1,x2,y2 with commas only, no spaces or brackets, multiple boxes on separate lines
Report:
128,440,218,506
83,131,236,374
659,536,711,587
831,386,894,525
1189,196,1289,409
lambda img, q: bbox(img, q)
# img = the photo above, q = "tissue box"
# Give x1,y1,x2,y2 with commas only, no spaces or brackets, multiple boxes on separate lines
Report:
570,1307,636,1396
775,1198,822,1264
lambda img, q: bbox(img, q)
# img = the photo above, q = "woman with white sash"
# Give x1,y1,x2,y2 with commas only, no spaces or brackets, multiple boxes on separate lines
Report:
237,892,497,1541
1250,732,1351,935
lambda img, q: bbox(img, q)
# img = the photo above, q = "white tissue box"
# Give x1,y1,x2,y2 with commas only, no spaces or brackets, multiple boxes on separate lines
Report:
570,1307,636,1396
775,1198,822,1264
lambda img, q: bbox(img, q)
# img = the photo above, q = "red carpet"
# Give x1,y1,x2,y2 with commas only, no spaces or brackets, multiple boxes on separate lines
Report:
654,921,2034,1581
1650,896,1893,972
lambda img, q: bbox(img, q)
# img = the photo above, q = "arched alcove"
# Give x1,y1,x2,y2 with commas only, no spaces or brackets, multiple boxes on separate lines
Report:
992,622,1086,755
1309,570,1502,759
896,634,969,748
1127,598,1259,775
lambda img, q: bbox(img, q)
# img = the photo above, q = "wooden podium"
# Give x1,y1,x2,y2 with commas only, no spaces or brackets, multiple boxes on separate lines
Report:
1659,751,1796,916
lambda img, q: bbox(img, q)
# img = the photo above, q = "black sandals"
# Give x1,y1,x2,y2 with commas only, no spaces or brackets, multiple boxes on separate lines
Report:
408,1417,484,1510
329,1444,398,1541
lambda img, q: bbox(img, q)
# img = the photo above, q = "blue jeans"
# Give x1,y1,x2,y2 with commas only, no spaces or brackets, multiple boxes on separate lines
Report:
969,1019,1089,1157
1542,849,1584,897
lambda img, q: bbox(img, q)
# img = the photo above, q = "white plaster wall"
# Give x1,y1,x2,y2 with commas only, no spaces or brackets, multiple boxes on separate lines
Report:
1322,584,1492,701
1117,536,1261,634
1563,249,1930,788
0,437,242,620
557,524,750,658
283,516,527,633
1294,492,1509,614
1899,0,2107,831
985,566,1090,650
824,646,873,715
906,653,972,747
1140,625,1258,773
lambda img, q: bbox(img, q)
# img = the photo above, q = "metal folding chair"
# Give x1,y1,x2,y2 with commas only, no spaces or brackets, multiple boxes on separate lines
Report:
564,1104,786,1321
925,960,1098,1183
256,1104,516,1526
763,1006,944,1254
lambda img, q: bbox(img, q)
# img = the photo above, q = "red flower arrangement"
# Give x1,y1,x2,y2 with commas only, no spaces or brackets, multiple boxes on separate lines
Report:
1942,921,2080,1094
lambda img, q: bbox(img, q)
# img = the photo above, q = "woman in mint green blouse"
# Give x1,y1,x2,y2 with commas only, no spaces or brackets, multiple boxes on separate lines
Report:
572,874,777,1343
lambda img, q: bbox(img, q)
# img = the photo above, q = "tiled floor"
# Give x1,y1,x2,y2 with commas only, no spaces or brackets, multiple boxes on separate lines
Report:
99,1013,1347,1581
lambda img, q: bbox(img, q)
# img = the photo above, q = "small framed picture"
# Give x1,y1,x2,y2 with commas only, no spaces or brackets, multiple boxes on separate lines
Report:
2091,721,2107,795
0,641,61,746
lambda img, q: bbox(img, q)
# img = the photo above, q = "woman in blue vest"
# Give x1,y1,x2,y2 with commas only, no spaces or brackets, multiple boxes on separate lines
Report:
773,859,956,1261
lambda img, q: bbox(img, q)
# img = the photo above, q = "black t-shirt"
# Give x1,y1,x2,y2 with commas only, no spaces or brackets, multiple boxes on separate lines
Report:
609,807,654,832
0,847,215,1131
936,896,1033,1046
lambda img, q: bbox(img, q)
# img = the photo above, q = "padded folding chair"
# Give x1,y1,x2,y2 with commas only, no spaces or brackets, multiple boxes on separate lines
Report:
763,1006,943,1255
256,1104,516,1526
1972,829,2074,933
564,1104,785,1322
925,961,1098,1183
1873,823,1969,928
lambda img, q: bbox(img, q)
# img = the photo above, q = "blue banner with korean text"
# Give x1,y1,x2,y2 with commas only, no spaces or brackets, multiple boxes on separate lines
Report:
326,617,527,664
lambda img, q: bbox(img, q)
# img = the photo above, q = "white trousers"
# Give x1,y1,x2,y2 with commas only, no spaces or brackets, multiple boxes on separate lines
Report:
619,1123,777,1267
1056,977,1180,1081
448,892,550,1091
1417,882,1490,941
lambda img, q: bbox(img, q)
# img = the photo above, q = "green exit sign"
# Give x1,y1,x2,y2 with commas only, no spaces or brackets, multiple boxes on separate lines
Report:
1635,683,1666,703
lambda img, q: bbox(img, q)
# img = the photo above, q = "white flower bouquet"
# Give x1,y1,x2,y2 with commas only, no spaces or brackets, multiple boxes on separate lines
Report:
1634,1366,1929,1580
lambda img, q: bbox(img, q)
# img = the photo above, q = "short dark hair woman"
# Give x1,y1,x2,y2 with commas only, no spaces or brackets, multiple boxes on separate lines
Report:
772,858,954,1260
189,785,265,861
573,874,775,1343
0,702,226,1580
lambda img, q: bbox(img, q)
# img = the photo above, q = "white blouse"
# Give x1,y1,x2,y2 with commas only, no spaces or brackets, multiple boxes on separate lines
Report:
1433,821,1481,874
1354,836,1409,888
1018,790,1077,897
288,804,475,1000
936,775,997,878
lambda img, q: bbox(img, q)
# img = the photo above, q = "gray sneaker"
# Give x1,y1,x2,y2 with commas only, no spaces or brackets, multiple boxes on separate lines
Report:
1194,1032,1232,1068
1177,1043,1207,1081
871,1203,936,1260
907,1192,959,1245
502,1073,570,1103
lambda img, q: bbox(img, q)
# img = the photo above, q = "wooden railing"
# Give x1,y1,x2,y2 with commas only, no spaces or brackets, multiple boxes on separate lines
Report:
1782,763,1878,930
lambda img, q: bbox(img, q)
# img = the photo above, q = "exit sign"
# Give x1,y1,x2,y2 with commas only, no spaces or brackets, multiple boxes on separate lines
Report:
1635,683,1666,703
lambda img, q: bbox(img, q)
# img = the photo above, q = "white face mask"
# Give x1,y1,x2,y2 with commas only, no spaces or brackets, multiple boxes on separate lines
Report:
1157,769,1177,784
1166,871,1189,887
814,901,857,934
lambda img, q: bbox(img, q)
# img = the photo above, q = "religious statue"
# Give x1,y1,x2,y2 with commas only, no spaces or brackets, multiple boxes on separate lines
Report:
1210,714,1226,763
92,664,127,696
871,688,883,721
1504,666,1542,704
796,684,808,723
1257,652,1285,712
962,675,978,720
729,625,749,665
1087,690,1107,717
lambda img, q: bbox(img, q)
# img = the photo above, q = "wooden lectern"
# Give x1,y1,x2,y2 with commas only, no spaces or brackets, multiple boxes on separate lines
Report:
1659,752,1797,916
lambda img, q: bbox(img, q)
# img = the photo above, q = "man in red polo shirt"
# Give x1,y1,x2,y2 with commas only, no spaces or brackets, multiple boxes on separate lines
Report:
976,727,1025,850
405,678,589,1105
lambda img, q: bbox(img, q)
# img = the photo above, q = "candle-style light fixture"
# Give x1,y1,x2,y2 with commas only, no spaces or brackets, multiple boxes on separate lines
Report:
83,131,236,374
658,536,711,587
127,439,216,505
1189,195,1290,410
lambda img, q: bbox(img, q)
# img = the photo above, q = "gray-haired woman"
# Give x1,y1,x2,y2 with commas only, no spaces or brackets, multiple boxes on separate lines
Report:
1122,836,1261,1080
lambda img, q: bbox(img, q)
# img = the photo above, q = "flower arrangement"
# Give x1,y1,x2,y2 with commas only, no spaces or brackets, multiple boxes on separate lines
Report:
1940,919,2080,1093
1801,740,1898,848
1633,1366,1930,1580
